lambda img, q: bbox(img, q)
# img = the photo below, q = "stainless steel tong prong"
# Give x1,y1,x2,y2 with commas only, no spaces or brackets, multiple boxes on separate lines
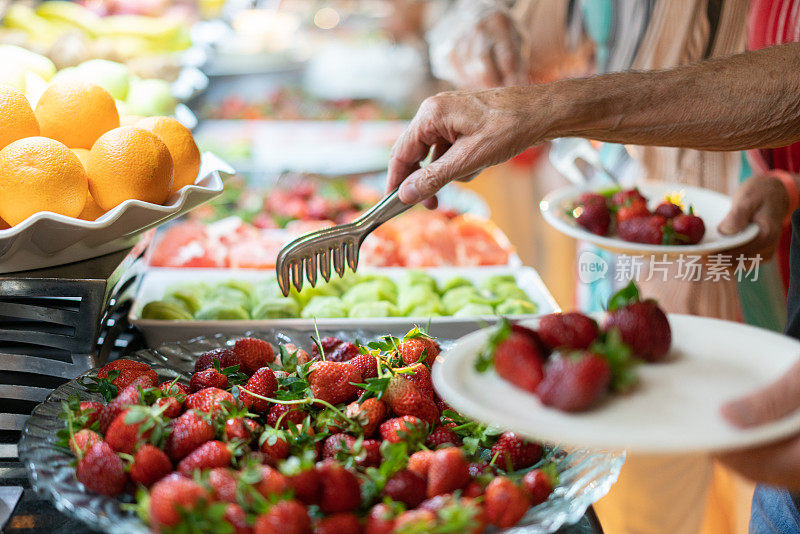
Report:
276,189,412,296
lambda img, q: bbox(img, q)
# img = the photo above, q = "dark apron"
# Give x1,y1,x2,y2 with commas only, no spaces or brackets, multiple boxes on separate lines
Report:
750,209,800,533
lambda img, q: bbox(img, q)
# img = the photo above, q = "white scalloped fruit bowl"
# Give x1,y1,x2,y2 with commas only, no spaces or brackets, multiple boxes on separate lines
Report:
0,152,230,274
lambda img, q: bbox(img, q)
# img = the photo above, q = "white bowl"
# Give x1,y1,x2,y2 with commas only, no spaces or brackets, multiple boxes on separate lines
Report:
0,152,229,274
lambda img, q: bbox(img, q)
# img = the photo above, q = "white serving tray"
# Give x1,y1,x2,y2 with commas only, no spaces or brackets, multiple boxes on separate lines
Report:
129,265,560,347
0,153,230,274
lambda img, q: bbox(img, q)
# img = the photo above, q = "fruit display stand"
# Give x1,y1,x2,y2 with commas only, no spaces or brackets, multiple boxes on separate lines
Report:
0,246,146,531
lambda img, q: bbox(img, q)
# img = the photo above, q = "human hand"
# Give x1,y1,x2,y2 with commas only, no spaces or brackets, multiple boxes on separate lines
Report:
715,360,800,490
386,87,547,207
718,174,789,260
446,10,529,89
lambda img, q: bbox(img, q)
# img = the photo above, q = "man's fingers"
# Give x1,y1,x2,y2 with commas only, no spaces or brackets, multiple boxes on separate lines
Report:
398,141,481,204
718,194,758,235
721,360,800,428
716,437,800,490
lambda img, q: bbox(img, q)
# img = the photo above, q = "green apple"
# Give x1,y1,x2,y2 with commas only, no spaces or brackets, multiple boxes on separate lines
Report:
125,78,175,116
75,59,130,99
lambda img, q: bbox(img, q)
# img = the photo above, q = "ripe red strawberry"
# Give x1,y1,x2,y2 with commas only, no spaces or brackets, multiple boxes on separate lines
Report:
155,396,182,418
611,188,646,206
574,194,611,236
233,337,275,375
425,426,462,449
489,432,543,471
365,503,395,534
317,461,361,513
617,214,666,244
254,500,310,534
98,359,158,392
379,415,427,443
267,403,306,428
357,439,382,468
177,440,232,476
345,398,387,437
130,444,172,487
164,410,215,461
255,465,290,498
408,450,434,478
149,473,208,529
184,387,236,416
159,381,189,397
536,353,612,412
538,312,599,351
313,337,359,362
76,441,127,496
189,368,228,392
384,376,439,426
348,353,380,379
397,335,439,367
240,367,279,413
105,409,152,454
288,468,321,506
69,428,102,457
397,363,435,399
654,201,683,219
605,299,672,362
426,447,470,497
523,468,555,506
259,431,290,465
308,361,361,405
484,476,531,528
225,417,259,443
383,469,426,507
98,375,153,433
672,212,705,244
322,433,356,459
493,329,545,394
315,513,362,534
194,348,238,373
78,401,103,427
393,510,436,531
225,503,252,534
209,467,239,503
616,197,650,224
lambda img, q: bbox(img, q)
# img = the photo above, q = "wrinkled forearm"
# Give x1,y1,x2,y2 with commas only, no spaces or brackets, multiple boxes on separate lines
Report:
531,43,800,151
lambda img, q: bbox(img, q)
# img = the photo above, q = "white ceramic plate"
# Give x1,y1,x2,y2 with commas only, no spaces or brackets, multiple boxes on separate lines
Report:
539,182,758,255
128,265,559,346
0,153,230,274
433,314,800,453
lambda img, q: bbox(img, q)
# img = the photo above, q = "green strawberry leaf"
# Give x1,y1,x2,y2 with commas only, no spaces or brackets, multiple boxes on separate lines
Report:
474,318,512,373
606,280,640,311
591,327,640,392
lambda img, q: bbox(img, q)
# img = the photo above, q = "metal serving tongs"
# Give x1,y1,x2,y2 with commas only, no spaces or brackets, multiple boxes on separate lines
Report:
549,137,622,185
276,189,412,296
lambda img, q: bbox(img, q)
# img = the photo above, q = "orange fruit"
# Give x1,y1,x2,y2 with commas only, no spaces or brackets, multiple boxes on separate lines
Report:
136,116,200,195
0,137,87,225
34,81,119,149
71,148,106,221
0,85,40,151
86,126,174,210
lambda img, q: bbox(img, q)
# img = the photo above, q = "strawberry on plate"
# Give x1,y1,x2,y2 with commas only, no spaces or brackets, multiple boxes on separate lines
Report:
617,214,667,245
535,352,612,412
475,319,545,394
605,281,672,362
573,193,611,236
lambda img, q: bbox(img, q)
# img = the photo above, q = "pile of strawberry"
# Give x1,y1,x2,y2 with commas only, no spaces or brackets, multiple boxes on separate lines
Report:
59,328,562,533
573,188,706,245
477,282,672,412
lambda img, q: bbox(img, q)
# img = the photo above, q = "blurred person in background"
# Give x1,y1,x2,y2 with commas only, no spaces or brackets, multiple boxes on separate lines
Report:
420,1,800,533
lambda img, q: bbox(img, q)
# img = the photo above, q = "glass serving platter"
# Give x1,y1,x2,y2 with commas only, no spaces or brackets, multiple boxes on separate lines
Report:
19,329,624,534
